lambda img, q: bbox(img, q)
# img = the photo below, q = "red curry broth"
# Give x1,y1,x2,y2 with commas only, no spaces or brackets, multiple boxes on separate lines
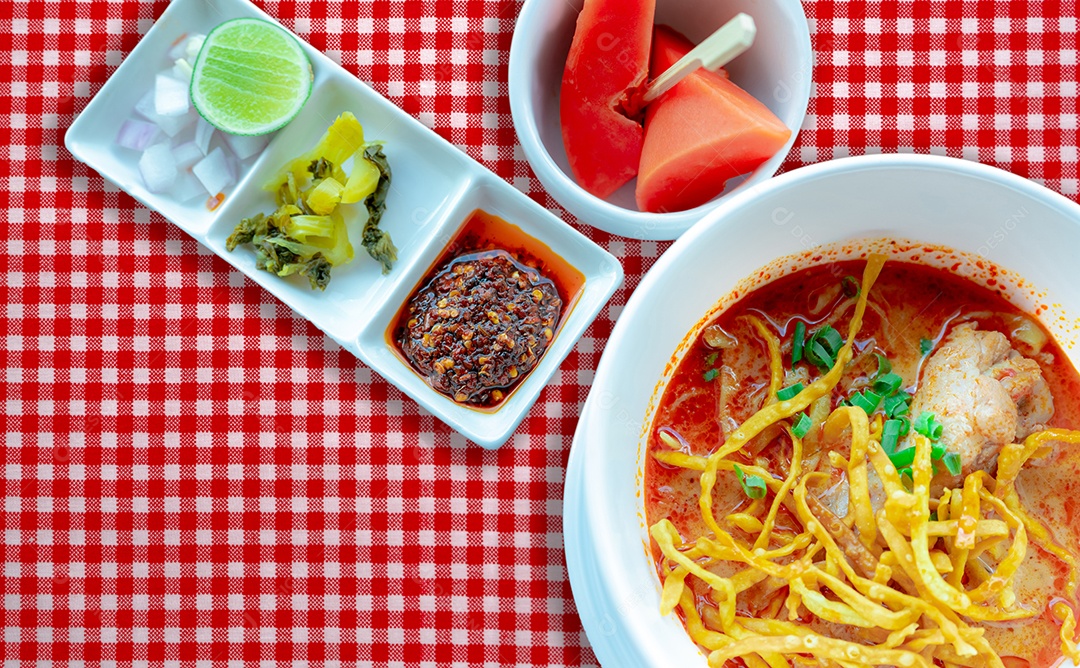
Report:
644,260,1080,665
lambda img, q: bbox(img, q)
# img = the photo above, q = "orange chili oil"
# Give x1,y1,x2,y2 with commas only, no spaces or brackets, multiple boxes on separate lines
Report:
390,209,585,409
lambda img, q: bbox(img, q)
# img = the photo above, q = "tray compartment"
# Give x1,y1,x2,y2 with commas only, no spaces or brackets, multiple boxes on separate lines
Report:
354,173,623,448
64,0,302,236
203,76,478,344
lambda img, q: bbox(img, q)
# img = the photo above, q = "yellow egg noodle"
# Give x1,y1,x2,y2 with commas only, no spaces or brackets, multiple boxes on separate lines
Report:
648,255,1080,666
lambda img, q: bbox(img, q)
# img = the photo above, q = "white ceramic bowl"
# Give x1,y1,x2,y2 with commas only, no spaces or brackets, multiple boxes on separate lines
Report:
509,0,812,240
565,154,1080,666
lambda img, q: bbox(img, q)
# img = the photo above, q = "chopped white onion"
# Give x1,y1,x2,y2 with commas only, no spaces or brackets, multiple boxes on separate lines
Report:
139,143,179,194
194,118,215,155
154,74,190,117
169,122,196,147
163,111,198,138
122,33,244,203
172,58,193,83
184,34,206,61
133,90,155,117
172,141,203,170
134,91,195,137
192,147,235,195
167,33,206,60
223,132,270,160
168,35,191,60
173,172,206,203
115,119,161,151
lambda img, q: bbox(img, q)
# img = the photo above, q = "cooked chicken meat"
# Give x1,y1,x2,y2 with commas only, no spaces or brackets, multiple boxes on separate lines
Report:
908,322,1054,481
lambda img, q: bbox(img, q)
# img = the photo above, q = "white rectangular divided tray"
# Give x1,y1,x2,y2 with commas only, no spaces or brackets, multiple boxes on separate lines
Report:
65,0,623,449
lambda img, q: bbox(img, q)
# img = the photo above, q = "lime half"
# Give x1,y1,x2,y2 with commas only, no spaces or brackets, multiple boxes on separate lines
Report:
191,18,313,136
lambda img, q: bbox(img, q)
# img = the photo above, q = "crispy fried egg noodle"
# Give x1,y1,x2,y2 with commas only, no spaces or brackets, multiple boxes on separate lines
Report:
649,256,1080,667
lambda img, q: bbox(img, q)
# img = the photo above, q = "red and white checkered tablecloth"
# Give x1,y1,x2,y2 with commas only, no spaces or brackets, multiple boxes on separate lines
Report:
2,0,1078,665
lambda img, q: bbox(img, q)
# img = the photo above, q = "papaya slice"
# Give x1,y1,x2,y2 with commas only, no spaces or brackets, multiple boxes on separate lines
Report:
635,25,791,213
559,0,656,200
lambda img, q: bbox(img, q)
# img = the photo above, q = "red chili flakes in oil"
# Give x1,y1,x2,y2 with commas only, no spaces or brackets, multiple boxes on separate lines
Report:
396,249,562,407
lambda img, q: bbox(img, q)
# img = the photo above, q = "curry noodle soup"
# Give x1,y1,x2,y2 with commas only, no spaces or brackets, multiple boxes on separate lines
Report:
644,255,1080,667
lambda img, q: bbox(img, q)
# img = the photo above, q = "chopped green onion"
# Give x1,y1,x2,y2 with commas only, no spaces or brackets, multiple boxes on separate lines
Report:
777,383,805,402
874,353,892,378
705,352,718,367
791,321,806,365
873,372,904,396
929,511,938,521
816,326,844,355
914,411,943,440
920,338,935,356
931,442,947,460
883,393,911,418
913,411,932,436
734,464,767,500
808,339,833,369
850,389,883,415
890,447,916,469
842,275,860,298
882,419,902,453
792,413,812,438
807,343,829,369
943,452,963,476
703,368,720,382
930,420,943,440
896,416,911,436
805,325,844,370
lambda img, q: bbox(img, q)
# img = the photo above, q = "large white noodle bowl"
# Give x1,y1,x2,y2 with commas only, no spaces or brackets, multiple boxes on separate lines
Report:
566,154,1080,667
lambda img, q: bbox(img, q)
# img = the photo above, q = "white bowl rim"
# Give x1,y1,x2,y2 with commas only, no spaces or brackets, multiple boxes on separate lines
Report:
508,0,813,241
566,152,1080,666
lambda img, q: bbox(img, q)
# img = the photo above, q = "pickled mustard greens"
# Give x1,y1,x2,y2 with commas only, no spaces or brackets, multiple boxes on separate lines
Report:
227,112,397,289
355,146,397,274
225,206,349,291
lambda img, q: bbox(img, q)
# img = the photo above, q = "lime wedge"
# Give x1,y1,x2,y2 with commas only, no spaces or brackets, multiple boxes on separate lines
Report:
191,18,313,136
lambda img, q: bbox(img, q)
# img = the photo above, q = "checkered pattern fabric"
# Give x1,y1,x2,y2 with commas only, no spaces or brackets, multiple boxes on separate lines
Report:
2,0,1077,665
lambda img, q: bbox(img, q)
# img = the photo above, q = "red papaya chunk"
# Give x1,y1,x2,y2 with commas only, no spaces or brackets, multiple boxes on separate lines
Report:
559,0,656,199
635,25,792,213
